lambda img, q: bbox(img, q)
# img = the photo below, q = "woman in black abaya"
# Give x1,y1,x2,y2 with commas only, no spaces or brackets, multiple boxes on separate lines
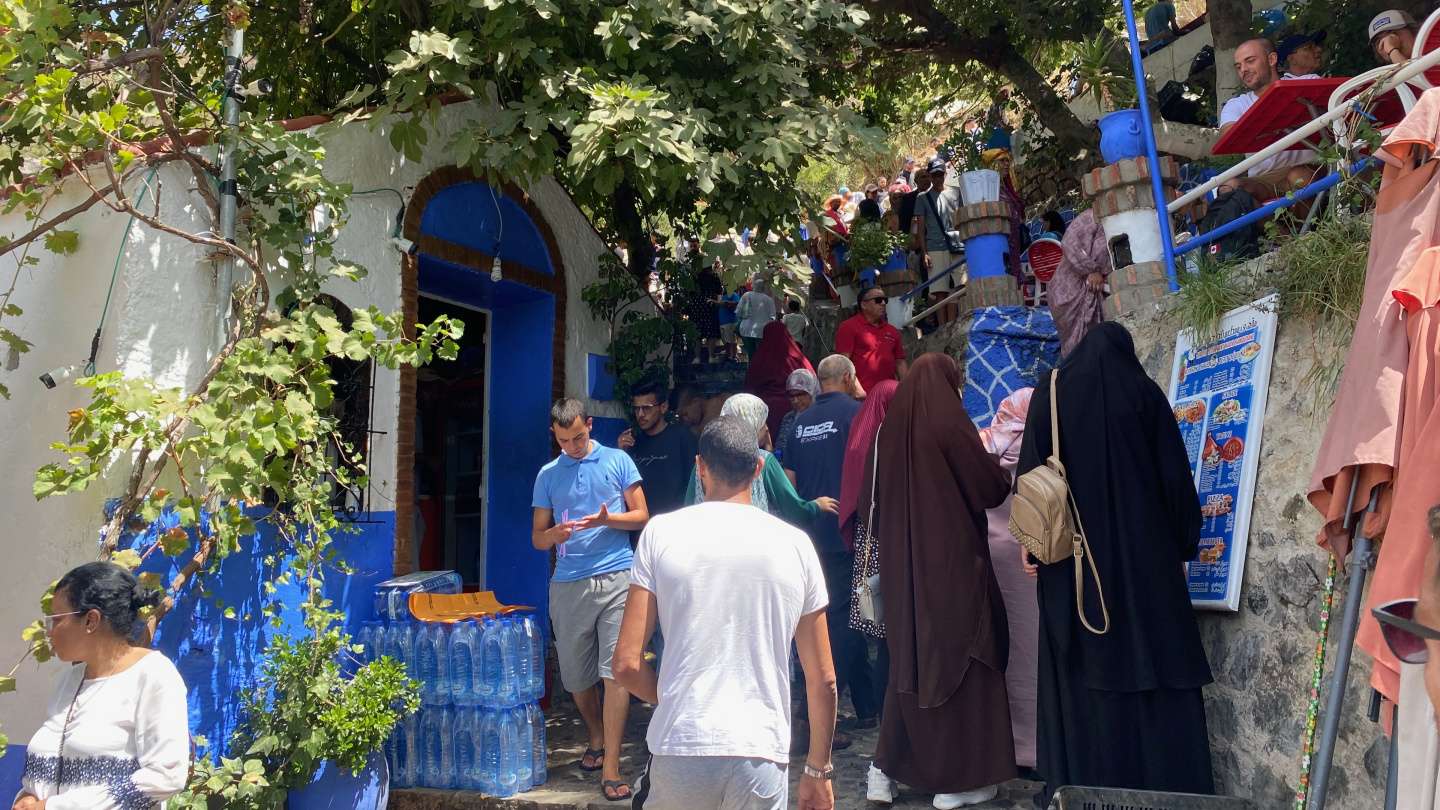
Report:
1016,322,1214,805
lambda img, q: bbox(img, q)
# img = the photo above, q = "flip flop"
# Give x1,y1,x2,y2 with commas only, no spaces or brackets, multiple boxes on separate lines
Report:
603,779,632,801
579,747,604,772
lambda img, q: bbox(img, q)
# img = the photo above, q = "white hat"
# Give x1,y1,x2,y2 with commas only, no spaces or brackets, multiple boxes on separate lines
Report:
1369,9,1417,40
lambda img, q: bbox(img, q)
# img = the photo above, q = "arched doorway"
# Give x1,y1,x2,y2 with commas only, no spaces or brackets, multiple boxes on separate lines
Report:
395,167,567,628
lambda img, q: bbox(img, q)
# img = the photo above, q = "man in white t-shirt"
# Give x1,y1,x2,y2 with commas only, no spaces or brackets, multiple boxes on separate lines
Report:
1217,37,1323,201
615,415,838,810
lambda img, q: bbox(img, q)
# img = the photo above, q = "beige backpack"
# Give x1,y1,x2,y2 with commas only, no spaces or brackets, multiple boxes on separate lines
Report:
1007,369,1110,635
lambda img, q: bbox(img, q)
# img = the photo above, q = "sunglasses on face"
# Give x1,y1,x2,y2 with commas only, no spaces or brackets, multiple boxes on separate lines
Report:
632,403,659,414
1373,599,1440,664
863,296,887,305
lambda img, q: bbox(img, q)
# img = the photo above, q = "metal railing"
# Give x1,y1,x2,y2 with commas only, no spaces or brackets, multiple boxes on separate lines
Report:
1168,49,1440,214
899,256,967,302
1173,156,1376,257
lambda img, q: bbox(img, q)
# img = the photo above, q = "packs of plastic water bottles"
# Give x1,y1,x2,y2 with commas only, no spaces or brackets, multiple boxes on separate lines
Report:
360,602,548,794
372,571,462,624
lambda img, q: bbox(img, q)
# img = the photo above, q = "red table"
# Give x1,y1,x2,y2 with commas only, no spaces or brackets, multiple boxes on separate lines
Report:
1212,77,1348,156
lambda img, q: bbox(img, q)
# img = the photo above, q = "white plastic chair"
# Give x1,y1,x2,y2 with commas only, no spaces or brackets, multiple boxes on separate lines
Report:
1411,6,1440,89
1329,66,1420,149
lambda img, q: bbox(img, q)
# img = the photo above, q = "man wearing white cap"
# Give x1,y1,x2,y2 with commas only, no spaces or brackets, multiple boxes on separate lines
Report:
1371,9,1419,65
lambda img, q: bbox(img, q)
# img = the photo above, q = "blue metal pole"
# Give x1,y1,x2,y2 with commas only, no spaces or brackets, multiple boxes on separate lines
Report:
1172,157,1375,257
1121,0,1178,291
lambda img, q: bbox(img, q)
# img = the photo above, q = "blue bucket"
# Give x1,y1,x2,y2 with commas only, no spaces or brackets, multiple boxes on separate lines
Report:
1098,109,1147,164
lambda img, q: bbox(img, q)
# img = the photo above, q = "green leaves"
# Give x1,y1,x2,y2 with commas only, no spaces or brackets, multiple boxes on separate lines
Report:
41,228,77,254
171,631,418,808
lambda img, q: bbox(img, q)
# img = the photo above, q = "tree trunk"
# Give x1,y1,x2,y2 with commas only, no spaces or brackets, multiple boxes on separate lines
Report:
989,45,1103,174
610,179,655,283
1209,0,1253,108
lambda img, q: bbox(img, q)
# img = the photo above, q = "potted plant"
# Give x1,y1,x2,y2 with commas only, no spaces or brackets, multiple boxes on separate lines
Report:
847,218,906,277
168,622,420,810
947,130,1000,205
1075,33,1144,163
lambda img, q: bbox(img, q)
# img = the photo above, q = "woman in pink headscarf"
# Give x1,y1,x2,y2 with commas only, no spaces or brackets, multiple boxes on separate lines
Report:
978,387,1039,771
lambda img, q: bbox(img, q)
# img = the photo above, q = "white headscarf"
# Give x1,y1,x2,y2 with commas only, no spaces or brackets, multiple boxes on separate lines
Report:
785,369,821,399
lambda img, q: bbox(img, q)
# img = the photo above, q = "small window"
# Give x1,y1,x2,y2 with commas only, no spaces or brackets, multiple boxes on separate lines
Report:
317,296,375,521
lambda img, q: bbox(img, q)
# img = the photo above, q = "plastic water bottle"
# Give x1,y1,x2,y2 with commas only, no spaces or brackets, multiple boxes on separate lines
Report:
514,614,534,703
385,620,415,675
527,701,547,786
499,617,521,707
516,702,534,792
479,706,502,795
479,617,503,707
450,619,477,706
498,706,520,796
419,702,455,788
356,621,376,667
452,706,480,789
523,614,545,701
388,708,419,787
384,725,401,787
417,622,452,703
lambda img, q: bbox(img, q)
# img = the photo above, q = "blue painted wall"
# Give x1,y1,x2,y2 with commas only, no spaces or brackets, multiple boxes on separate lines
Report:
118,508,397,753
419,183,553,276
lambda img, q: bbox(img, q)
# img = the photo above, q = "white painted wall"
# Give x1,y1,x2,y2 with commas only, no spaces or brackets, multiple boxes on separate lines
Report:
0,99,613,741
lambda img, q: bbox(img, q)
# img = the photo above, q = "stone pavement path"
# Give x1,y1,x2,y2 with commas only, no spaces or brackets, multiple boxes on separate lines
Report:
392,693,1041,810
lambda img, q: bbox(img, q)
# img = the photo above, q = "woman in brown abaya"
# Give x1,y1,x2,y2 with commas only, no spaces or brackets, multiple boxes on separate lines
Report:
858,352,1016,808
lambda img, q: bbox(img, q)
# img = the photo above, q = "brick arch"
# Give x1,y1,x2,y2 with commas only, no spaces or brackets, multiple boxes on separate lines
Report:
392,165,569,575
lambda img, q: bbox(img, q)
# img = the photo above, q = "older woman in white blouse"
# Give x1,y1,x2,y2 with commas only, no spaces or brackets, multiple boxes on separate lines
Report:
14,562,190,810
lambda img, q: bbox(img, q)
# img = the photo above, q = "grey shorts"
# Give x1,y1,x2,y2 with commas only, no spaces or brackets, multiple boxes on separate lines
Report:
549,569,630,692
634,756,788,810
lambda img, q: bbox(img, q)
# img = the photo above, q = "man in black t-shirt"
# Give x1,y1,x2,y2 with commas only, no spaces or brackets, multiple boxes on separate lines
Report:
898,169,929,283
618,379,699,521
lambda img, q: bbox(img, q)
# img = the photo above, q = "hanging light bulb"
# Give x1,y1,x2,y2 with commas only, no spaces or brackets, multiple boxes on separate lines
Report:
490,254,503,282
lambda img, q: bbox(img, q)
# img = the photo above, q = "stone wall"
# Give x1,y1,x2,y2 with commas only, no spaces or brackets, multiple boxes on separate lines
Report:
839,295,1386,808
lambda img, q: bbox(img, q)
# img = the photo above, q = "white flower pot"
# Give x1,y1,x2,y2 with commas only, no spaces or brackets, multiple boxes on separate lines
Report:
960,169,1001,205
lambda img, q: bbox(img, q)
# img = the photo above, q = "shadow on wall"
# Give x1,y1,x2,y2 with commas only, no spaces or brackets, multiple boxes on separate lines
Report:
115,503,397,752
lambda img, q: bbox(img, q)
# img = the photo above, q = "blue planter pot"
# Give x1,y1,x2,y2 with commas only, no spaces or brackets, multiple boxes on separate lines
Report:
1098,109,1147,164
289,753,389,810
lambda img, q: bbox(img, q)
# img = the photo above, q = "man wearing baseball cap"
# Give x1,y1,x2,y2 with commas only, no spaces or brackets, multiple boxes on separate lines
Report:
899,157,916,188
1370,9,1419,65
1278,30,1326,78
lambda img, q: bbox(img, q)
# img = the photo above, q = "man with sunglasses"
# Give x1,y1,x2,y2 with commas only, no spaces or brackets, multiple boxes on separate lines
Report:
619,378,698,525
835,286,908,395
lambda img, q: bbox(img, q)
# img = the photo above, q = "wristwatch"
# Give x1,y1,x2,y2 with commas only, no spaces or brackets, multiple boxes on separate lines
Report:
802,764,835,780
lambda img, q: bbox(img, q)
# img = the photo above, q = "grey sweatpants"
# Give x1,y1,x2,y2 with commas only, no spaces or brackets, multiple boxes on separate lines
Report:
633,756,788,810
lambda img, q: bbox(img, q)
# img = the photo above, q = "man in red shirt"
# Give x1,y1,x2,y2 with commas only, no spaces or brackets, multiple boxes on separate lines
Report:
835,287,908,394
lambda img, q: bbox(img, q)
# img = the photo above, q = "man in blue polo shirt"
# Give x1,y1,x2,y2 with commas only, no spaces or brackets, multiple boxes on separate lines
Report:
533,398,650,801
783,354,877,729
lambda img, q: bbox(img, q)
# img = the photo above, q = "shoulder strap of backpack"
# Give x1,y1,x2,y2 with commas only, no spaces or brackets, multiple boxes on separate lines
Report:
1047,369,1067,479
1052,366,1110,635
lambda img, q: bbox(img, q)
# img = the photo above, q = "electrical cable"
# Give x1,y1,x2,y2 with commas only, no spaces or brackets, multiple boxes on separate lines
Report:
87,166,161,376
352,188,406,237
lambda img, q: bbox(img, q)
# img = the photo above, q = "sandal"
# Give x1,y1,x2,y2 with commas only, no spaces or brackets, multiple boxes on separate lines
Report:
579,747,605,772
603,779,632,801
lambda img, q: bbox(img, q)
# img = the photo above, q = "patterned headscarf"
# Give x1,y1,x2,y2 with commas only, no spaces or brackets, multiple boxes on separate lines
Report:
786,369,821,399
721,393,770,439
982,147,1019,192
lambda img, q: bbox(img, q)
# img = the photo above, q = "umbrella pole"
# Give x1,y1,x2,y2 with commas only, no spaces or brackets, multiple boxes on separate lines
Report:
1309,479,1382,810
1387,702,1400,810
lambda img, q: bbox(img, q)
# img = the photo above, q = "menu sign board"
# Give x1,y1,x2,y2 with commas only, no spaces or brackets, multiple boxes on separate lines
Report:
1167,296,1278,612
